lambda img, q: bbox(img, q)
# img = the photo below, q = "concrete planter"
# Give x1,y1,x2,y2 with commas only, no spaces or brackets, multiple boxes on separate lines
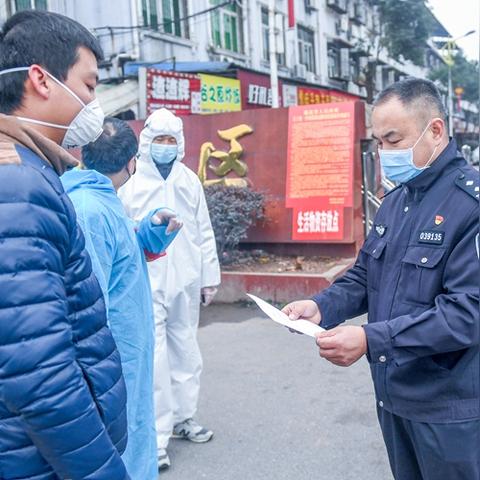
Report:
215,258,354,304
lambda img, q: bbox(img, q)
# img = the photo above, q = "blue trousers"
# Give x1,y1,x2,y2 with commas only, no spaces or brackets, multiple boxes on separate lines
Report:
377,407,479,480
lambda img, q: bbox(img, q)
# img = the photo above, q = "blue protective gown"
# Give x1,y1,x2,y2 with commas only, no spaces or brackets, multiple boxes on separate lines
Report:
61,169,177,480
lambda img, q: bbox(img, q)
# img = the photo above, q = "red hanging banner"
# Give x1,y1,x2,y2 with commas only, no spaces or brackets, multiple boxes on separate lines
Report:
288,0,295,28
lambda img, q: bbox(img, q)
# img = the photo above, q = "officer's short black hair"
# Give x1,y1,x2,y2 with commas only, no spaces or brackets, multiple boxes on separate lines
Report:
374,78,447,121
82,118,138,175
0,10,103,114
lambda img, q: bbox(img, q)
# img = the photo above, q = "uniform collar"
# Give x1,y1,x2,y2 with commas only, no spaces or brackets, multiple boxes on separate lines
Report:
405,138,463,195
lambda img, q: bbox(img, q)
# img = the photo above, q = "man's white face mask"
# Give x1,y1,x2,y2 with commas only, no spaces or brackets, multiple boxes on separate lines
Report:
0,66,105,149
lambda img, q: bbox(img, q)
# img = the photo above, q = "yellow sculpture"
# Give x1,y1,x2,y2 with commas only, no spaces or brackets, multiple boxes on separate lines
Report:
198,124,253,187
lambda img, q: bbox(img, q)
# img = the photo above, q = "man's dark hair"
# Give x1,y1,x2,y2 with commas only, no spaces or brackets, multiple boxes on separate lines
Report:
374,77,447,121
82,118,138,175
0,10,103,114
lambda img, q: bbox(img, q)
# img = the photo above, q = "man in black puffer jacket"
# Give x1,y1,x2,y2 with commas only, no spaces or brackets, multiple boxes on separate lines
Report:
0,11,129,480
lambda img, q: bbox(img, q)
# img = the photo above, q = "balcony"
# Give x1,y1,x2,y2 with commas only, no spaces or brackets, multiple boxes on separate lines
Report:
349,2,366,25
333,20,355,48
327,0,348,15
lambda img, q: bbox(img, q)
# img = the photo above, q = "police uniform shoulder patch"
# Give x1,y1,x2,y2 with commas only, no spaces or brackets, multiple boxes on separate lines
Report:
455,171,479,201
375,224,387,237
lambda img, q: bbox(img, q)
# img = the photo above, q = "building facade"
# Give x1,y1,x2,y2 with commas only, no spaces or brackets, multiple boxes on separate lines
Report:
1,0,476,139
0,0,449,90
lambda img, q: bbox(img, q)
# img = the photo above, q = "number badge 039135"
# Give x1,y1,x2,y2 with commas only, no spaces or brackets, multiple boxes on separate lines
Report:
418,230,444,245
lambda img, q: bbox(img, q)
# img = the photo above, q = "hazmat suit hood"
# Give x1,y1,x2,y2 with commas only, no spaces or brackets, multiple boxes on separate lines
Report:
139,108,185,164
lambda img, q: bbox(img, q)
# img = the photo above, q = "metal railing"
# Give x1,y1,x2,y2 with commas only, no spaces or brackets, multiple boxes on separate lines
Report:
361,150,394,236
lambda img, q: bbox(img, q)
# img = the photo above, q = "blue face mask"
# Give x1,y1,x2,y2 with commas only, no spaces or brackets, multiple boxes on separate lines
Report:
379,122,438,184
151,143,178,165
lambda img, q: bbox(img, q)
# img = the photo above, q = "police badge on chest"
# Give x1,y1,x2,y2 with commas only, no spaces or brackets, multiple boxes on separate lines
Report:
417,214,446,245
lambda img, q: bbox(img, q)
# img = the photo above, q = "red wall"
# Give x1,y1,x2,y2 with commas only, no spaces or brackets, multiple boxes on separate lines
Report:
129,103,366,257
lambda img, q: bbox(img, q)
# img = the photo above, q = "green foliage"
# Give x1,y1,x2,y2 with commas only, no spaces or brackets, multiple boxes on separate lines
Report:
204,185,265,265
373,0,434,66
429,52,480,104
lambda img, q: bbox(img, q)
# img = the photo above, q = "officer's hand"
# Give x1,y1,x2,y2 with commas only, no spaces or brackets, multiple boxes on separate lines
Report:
151,209,183,234
315,326,367,367
282,300,321,325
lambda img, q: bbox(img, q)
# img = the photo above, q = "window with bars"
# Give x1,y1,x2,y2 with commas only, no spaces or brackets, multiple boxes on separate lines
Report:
13,0,47,11
327,43,351,80
297,25,315,73
210,0,243,53
141,0,189,38
261,7,269,62
328,45,340,79
142,0,159,29
162,0,189,37
260,6,286,65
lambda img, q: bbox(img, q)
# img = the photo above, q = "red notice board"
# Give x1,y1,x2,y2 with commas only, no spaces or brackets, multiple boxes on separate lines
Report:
286,102,356,241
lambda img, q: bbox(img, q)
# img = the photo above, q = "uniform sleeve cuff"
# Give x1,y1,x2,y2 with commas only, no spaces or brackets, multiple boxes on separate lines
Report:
362,322,393,364
144,250,167,262
311,293,336,330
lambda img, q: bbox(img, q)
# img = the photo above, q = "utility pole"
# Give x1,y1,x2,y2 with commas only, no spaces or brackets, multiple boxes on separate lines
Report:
268,0,279,108
447,59,454,137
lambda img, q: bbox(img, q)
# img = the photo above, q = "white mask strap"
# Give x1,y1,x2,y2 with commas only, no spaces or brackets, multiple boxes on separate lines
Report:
43,70,86,107
412,122,432,149
423,145,439,169
0,66,86,107
0,66,30,76
15,116,69,130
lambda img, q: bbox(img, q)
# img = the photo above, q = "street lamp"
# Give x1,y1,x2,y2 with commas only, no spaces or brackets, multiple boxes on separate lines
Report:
434,30,476,137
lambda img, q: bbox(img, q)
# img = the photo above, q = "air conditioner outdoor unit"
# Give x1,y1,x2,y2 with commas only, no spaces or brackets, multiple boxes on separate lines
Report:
293,64,307,79
348,81,360,95
305,0,318,12
327,0,347,13
306,71,317,84
388,70,396,84
359,56,369,70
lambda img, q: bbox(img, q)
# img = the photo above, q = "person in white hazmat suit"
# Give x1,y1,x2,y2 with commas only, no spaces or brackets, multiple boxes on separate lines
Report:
119,108,221,471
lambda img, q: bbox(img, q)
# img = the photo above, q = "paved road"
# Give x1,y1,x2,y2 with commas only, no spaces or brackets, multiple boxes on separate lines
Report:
160,303,393,480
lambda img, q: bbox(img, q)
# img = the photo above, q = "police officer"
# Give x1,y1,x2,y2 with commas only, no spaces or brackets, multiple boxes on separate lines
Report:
283,78,479,480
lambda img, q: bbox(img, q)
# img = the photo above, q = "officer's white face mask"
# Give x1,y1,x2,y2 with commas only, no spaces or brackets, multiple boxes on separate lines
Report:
0,66,104,149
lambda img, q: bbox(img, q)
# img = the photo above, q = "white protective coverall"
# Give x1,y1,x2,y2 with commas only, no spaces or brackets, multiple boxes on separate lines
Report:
119,108,220,449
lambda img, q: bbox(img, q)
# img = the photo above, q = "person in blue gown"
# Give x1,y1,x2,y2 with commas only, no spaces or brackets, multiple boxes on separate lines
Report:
61,117,182,480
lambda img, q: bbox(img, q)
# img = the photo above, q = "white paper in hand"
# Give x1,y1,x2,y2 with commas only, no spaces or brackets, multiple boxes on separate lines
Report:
247,293,324,337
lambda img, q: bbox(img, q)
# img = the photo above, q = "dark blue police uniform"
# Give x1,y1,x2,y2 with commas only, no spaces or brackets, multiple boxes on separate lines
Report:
313,139,479,479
